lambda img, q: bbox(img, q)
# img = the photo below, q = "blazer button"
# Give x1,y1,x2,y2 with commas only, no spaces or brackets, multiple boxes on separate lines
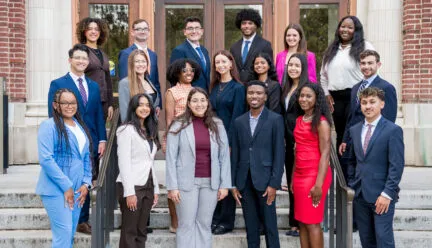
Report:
249,148,252,151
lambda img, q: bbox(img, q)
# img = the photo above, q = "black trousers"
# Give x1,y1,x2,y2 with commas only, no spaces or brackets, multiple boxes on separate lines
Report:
329,89,351,149
284,134,299,228
212,191,236,230
117,173,154,248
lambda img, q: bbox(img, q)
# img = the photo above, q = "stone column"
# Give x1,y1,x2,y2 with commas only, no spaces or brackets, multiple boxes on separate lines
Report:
10,0,72,164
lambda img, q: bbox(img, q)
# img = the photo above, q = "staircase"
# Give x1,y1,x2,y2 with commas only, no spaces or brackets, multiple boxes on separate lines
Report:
0,164,432,247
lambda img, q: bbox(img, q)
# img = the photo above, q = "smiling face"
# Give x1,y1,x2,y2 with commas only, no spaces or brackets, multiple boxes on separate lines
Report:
179,63,195,84
214,54,233,76
298,86,316,113
246,84,267,110
241,20,257,38
135,96,151,121
253,56,269,76
85,22,100,44
287,57,302,80
69,50,89,75
54,92,78,120
188,92,208,117
133,54,148,76
360,55,381,79
360,95,384,123
339,18,355,44
183,21,203,43
132,21,150,43
286,28,301,49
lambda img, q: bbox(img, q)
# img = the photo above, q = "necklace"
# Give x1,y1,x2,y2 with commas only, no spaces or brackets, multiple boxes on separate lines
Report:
302,114,314,122
219,82,229,92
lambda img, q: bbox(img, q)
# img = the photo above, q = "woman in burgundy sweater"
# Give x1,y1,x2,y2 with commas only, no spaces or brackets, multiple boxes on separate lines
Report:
166,87,232,248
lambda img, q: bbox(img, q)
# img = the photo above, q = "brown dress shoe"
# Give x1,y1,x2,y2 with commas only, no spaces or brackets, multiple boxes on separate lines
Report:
77,222,91,234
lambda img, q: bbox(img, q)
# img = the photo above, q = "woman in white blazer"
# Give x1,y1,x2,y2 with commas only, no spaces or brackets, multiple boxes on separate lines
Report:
116,93,160,248
166,87,232,248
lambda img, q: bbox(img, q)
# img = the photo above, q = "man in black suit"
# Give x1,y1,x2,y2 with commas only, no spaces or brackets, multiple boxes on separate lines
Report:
170,17,211,92
230,9,273,83
231,81,284,248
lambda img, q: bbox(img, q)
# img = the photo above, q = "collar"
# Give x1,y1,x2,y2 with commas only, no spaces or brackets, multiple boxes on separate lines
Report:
249,107,264,120
364,74,378,85
338,43,352,50
134,43,148,51
186,39,200,49
364,115,382,127
69,72,85,81
243,32,257,44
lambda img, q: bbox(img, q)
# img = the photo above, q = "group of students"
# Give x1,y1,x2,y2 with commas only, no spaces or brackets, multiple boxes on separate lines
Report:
35,8,404,248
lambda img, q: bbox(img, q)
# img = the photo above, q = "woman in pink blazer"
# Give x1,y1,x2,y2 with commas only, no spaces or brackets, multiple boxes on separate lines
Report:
275,23,317,85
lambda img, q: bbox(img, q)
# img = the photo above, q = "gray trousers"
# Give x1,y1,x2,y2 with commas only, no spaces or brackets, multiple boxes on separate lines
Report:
176,177,218,248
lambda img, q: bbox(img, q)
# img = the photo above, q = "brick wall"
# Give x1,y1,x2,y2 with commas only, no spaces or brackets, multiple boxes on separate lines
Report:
0,0,26,102
402,0,432,103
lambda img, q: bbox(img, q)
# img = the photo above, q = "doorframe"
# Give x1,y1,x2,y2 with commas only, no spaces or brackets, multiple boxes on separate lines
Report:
289,0,354,24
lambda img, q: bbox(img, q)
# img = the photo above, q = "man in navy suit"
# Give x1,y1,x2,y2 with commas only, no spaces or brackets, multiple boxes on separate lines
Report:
347,87,404,248
170,17,210,92
48,44,107,234
230,9,273,83
231,81,284,248
118,19,161,108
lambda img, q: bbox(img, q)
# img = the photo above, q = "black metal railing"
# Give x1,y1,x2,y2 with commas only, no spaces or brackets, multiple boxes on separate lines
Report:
324,141,355,248
91,108,120,248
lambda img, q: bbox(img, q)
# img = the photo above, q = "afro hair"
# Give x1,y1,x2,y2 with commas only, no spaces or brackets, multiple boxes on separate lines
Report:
235,9,262,29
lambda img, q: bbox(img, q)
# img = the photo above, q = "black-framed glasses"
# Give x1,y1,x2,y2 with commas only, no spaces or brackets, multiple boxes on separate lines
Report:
185,27,202,32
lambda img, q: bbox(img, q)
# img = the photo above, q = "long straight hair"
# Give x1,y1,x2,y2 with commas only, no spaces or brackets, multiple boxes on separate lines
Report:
127,49,150,97
210,50,242,92
281,53,309,101
283,23,307,54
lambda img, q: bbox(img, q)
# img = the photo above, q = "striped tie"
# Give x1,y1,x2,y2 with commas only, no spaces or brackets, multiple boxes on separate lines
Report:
77,78,87,106
357,80,368,104
363,124,373,154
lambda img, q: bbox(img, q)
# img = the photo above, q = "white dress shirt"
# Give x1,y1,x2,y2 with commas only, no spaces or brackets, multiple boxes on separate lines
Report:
66,121,86,153
241,32,257,57
69,72,88,102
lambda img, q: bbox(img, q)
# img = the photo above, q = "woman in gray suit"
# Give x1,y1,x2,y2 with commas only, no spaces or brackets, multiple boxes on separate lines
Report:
166,87,232,248
118,49,160,122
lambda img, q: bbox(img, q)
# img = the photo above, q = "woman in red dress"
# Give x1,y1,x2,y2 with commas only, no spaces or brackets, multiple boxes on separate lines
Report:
291,83,333,248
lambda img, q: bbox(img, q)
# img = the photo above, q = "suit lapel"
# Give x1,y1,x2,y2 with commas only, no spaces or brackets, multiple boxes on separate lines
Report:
184,40,202,64
185,124,196,158
252,108,268,141
365,118,386,156
245,36,260,64
65,74,87,113
353,123,364,159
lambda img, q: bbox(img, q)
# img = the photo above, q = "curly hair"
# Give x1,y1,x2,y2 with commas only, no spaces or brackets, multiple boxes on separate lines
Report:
235,9,262,29
76,17,109,46
51,89,93,161
168,87,222,145
119,93,160,149
251,52,278,81
166,58,201,87
210,50,242,92
283,23,307,53
296,83,333,132
281,53,309,101
322,16,365,65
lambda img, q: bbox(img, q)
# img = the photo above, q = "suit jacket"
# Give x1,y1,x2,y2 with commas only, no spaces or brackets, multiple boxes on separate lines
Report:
264,78,282,114
118,76,161,122
281,90,301,146
116,124,159,196
347,117,404,203
166,118,231,191
85,47,114,107
47,73,107,155
170,40,211,92
209,80,246,145
36,118,92,196
231,107,285,191
118,44,162,107
342,75,397,144
230,35,273,83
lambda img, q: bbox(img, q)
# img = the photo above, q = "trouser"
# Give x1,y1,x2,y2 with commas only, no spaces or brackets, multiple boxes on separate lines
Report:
211,191,236,230
79,155,98,224
329,89,351,149
240,171,280,248
117,171,154,248
176,178,218,248
284,137,299,228
354,193,396,248
41,193,82,248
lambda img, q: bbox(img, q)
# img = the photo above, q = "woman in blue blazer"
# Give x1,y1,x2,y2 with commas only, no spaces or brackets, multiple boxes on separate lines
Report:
36,88,92,248
208,50,245,235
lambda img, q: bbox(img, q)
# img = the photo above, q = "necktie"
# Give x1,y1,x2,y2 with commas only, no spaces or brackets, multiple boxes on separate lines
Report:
77,78,88,106
363,124,373,154
357,80,368,104
195,47,206,72
242,40,251,64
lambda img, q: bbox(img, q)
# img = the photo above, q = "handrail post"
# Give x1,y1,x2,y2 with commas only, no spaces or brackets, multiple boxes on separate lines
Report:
0,77,7,174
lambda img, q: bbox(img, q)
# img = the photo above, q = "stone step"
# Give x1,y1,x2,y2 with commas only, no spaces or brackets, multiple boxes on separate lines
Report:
0,229,431,248
1,189,431,210
1,208,432,232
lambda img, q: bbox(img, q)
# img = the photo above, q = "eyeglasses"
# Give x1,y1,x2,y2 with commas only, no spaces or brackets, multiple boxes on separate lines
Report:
185,27,202,32
58,102,78,107
135,60,148,64
134,28,150,32
86,27,100,32
182,68,195,73
71,56,89,61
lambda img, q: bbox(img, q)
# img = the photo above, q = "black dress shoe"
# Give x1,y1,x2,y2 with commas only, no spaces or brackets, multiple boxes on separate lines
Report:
213,225,232,235
147,227,153,234
211,224,217,232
